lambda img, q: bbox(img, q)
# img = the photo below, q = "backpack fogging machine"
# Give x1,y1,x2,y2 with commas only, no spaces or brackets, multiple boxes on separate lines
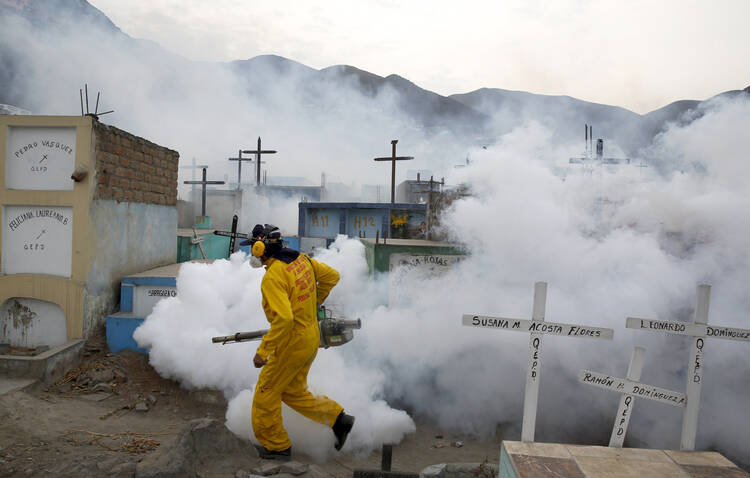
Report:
212,306,361,349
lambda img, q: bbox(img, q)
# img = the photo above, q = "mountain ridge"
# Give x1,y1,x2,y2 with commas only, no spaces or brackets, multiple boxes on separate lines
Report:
1,0,748,157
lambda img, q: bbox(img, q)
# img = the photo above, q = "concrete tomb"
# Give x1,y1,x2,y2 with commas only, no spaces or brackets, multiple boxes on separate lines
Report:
626,284,750,451
106,261,206,354
0,115,178,380
388,251,463,306
577,346,686,447
462,282,614,442
499,440,749,478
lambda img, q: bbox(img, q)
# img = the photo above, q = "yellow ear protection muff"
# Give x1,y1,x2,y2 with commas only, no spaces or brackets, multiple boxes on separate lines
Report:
250,224,282,258
251,240,266,257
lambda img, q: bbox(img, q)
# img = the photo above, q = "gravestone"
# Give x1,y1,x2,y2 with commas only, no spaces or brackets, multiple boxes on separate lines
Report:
462,282,614,442
388,253,462,305
0,115,178,378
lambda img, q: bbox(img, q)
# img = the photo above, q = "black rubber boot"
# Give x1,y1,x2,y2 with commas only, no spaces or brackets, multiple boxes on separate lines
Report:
257,445,292,461
332,411,355,451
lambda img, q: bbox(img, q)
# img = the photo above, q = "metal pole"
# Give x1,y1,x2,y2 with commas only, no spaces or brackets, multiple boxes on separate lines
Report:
256,137,262,186
237,149,242,190
391,140,397,203
201,168,207,217
381,444,392,471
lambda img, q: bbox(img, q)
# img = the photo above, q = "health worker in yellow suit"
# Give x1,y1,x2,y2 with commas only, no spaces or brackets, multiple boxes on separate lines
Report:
244,224,355,460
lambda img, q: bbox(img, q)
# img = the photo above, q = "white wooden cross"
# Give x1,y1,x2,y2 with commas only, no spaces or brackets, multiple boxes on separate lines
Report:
462,282,614,442
578,346,687,447
626,284,750,450
190,226,207,260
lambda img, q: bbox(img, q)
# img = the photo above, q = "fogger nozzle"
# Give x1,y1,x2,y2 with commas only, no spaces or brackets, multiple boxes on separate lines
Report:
338,318,362,329
212,330,267,344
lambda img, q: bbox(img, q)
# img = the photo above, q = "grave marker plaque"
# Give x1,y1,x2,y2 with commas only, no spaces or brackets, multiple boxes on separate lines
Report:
2,205,73,277
5,126,76,190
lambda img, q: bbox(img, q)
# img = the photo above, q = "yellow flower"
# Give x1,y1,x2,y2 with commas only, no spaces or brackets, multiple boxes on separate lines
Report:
391,214,408,226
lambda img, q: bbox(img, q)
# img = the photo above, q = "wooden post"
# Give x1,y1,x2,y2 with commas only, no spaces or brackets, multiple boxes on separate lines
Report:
609,347,645,447
521,282,547,442
681,284,710,450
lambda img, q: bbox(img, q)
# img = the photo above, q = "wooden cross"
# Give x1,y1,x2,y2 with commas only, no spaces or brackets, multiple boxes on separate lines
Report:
183,167,225,217
626,284,750,450
190,226,207,260
578,346,686,448
241,137,276,186
213,215,247,257
228,150,266,190
374,139,413,203
462,282,614,442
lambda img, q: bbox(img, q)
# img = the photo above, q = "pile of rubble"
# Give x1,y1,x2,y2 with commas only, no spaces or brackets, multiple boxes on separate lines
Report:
136,418,331,478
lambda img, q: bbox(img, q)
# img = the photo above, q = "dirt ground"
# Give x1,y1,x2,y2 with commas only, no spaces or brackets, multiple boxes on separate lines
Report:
0,329,502,478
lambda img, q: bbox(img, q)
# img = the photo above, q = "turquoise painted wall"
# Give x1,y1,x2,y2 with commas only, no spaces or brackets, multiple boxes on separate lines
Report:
176,232,231,262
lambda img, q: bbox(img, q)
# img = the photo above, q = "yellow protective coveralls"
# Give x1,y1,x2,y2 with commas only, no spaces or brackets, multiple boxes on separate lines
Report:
252,253,344,451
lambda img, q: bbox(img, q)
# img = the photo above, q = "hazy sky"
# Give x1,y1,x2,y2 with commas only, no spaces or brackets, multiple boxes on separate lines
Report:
87,0,749,114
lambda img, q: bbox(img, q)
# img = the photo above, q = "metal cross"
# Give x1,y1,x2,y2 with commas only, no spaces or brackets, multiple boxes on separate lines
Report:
180,158,209,203
213,215,248,257
228,150,266,190
242,137,277,186
183,167,225,217
374,139,413,203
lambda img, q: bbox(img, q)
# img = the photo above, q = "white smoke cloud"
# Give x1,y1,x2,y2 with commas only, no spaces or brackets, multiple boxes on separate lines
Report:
4,4,749,468
137,95,750,465
134,240,415,461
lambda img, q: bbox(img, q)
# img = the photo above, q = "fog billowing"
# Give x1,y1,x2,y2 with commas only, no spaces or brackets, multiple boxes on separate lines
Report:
2,3,749,467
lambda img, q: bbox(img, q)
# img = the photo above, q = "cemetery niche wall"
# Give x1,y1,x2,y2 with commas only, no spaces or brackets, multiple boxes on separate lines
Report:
0,115,178,362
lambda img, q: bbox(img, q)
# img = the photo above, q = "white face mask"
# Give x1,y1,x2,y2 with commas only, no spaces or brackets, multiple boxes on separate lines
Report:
249,256,263,268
